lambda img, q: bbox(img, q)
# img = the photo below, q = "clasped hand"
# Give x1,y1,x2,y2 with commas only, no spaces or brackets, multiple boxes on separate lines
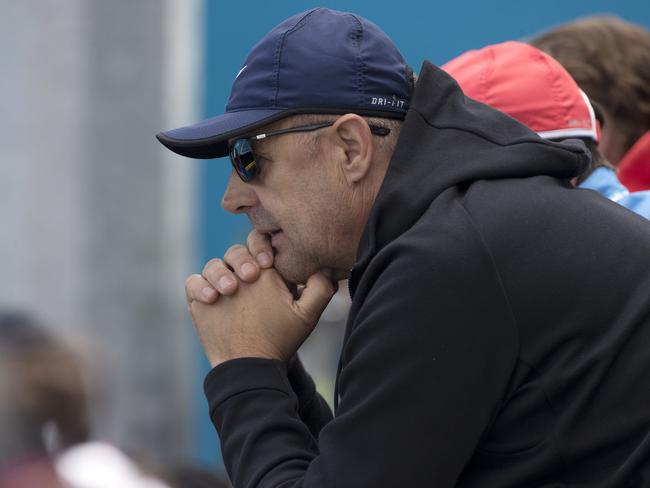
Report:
185,230,337,367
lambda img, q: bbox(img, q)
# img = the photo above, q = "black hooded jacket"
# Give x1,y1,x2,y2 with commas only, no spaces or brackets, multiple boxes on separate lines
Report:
204,62,650,487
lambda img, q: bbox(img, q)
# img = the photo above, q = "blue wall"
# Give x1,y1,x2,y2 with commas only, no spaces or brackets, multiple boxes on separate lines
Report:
195,0,650,468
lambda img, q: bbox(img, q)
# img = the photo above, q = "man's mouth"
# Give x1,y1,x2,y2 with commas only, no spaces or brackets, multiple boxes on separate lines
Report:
255,228,282,241
260,229,281,239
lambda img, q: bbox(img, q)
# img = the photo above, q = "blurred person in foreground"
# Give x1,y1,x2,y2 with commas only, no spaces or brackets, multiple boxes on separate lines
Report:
0,311,87,488
442,40,650,220
532,16,650,192
158,8,650,486
0,312,193,488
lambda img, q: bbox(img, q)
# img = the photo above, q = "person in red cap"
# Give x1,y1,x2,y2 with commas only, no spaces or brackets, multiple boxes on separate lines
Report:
442,41,650,220
531,16,650,192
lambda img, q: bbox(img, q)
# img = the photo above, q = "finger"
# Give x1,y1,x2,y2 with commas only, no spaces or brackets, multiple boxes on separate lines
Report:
202,258,239,295
185,274,218,304
224,244,261,283
292,271,337,326
247,230,274,268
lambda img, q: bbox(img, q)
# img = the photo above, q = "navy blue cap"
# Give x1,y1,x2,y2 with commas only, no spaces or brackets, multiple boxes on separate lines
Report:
157,8,411,159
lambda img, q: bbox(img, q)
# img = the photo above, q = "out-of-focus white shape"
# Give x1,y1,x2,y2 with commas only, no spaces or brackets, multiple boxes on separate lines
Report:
56,442,172,488
319,281,352,324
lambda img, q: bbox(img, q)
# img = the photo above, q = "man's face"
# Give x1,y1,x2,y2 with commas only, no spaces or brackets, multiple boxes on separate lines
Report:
222,120,352,285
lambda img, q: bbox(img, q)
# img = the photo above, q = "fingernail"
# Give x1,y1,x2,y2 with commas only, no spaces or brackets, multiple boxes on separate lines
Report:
241,262,257,278
256,252,271,267
201,287,216,300
218,276,235,291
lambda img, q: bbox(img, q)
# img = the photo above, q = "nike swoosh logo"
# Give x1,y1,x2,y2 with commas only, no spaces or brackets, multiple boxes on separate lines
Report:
235,65,247,80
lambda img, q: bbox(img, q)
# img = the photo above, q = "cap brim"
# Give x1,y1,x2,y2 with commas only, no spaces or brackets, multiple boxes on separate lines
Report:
156,108,289,159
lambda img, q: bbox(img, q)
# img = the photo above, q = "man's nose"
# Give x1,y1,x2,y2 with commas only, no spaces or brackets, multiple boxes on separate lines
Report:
221,170,260,214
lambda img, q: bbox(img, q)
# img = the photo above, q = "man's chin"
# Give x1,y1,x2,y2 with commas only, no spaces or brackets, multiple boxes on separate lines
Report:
273,255,319,286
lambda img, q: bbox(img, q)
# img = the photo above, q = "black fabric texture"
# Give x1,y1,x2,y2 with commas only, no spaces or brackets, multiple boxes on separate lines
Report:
203,61,650,487
286,355,333,439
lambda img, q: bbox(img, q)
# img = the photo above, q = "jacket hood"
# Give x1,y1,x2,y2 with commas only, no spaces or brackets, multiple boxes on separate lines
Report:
353,61,591,282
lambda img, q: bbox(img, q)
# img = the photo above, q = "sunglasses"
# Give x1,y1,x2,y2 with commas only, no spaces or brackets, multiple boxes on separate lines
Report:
229,121,391,182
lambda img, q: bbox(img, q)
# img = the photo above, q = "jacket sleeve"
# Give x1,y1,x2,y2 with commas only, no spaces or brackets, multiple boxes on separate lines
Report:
286,355,333,438
204,209,519,487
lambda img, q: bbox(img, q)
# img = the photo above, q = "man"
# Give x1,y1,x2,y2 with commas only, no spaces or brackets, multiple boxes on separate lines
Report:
157,8,650,487
531,16,650,192
442,40,650,220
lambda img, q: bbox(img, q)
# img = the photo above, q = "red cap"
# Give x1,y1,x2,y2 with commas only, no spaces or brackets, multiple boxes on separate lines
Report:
442,41,599,142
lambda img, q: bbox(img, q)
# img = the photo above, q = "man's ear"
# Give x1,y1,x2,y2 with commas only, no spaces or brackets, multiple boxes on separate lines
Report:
331,114,374,185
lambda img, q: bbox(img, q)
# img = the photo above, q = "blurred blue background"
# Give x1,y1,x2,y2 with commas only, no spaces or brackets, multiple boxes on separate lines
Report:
197,0,650,468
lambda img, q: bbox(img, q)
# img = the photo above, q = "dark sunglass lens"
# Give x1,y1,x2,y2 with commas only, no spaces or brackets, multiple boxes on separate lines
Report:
230,139,259,182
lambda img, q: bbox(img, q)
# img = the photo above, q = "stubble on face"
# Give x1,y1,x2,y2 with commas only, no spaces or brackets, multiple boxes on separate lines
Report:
245,119,362,285
248,199,325,286
243,129,316,284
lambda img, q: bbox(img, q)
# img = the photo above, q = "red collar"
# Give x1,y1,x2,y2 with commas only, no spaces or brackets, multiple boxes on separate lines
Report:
618,131,650,191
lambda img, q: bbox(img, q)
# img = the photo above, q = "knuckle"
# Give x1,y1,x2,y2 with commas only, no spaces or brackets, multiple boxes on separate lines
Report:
247,230,262,245
185,274,199,288
226,247,256,271
185,275,205,295
249,231,270,248
293,303,315,327
202,258,226,278
202,258,224,275
204,268,229,285
225,244,246,257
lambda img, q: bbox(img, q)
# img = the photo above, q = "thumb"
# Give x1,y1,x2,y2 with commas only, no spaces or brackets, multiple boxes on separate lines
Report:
293,271,337,325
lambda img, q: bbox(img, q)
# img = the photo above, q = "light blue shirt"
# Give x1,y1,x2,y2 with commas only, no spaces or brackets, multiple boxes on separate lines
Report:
579,167,650,221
